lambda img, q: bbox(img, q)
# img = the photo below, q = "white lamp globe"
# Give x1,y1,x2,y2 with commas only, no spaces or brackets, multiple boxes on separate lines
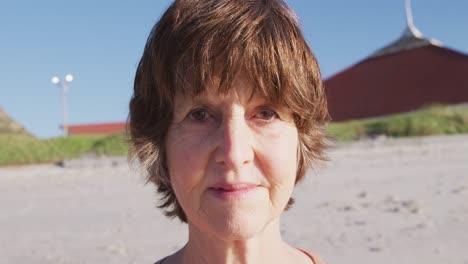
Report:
65,74,74,82
51,76,60,85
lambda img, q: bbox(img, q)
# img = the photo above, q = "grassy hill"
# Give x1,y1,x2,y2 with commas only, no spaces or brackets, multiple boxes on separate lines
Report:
0,107,30,135
328,104,468,141
0,133,128,166
1,104,468,166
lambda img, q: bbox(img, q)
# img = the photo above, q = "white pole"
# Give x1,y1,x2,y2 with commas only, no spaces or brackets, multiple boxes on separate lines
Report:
62,83,68,136
404,0,423,38
52,74,73,137
405,0,414,28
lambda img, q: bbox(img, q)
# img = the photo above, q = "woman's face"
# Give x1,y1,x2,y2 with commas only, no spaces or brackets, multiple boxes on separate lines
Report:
165,75,299,240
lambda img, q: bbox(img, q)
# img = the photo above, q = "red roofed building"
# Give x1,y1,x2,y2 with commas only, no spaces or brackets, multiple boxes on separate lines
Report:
68,122,126,135
324,1,468,122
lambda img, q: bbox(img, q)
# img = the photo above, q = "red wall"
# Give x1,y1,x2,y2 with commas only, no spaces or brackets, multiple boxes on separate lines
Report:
324,45,468,121
68,122,126,135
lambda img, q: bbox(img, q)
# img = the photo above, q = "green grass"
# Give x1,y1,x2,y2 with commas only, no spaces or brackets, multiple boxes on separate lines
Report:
1,105,468,166
327,104,468,141
0,133,128,166
91,133,129,156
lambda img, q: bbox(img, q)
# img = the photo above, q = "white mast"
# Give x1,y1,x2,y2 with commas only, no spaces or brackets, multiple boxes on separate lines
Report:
370,0,442,58
403,0,423,38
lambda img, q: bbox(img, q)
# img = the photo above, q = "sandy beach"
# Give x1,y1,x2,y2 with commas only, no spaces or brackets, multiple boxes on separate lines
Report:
1,134,467,264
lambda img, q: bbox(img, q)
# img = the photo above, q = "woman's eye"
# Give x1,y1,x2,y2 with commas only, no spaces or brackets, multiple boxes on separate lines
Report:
188,108,210,122
255,109,278,121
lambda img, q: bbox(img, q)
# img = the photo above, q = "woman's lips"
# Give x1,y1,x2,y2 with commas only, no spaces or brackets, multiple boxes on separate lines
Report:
208,183,260,199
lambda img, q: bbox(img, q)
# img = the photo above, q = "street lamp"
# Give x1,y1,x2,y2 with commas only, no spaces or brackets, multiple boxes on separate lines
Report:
51,74,74,136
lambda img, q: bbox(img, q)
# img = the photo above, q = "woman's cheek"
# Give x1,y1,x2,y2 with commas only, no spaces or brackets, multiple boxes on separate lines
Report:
170,123,217,177
254,122,298,151
170,134,206,168
254,123,298,175
253,126,298,212
167,131,207,204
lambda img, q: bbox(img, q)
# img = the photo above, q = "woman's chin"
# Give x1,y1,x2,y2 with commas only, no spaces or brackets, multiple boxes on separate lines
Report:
186,190,282,241
200,209,274,241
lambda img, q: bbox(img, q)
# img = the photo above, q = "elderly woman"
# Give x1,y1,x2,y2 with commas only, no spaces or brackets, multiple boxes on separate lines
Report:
129,0,329,263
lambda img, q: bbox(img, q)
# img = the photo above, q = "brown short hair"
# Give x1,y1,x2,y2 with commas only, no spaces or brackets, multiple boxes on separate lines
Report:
129,0,329,222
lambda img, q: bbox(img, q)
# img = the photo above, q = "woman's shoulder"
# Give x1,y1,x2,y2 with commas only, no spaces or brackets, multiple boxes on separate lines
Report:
155,249,325,264
297,248,327,264
154,249,181,264
154,256,168,264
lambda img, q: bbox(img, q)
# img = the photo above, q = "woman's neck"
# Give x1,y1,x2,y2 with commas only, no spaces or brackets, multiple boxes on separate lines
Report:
172,218,301,264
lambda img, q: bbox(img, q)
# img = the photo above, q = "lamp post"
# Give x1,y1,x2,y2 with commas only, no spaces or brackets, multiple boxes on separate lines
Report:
51,74,73,136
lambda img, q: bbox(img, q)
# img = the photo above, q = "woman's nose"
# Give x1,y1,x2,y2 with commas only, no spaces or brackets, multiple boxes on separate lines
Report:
214,116,254,170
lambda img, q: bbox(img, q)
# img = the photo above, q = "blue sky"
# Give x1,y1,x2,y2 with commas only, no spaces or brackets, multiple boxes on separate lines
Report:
1,0,467,138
